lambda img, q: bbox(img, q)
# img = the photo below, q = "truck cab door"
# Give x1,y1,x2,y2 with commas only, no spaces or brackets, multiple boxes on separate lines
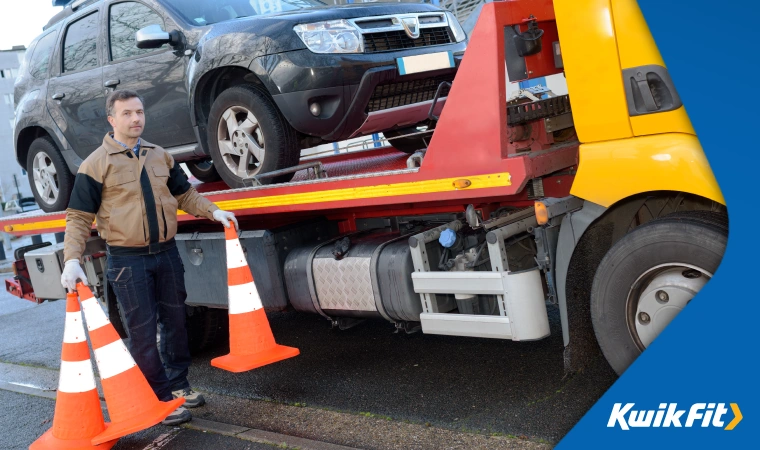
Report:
609,0,694,137
47,8,108,159
102,0,195,149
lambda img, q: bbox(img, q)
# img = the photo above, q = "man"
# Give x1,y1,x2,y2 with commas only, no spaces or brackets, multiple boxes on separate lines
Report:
60,90,238,425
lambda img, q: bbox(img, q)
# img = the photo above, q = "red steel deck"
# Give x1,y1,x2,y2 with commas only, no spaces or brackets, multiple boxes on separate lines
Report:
1,2,577,237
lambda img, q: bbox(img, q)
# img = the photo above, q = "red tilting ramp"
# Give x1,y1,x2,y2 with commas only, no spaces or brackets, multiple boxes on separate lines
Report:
2,1,577,237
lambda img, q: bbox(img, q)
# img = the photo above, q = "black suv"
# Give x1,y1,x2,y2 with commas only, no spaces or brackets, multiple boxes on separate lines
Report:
13,0,466,212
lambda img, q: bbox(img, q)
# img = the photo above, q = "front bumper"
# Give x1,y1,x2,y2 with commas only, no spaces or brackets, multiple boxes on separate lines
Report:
254,42,466,141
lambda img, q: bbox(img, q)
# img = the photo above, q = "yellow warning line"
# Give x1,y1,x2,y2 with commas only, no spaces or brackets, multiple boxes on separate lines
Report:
213,172,511,212
5,218,68,233
4,172,511,233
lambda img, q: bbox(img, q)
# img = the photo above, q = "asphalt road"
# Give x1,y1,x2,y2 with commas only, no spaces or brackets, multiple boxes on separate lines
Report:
0,389,54,450
0,389,296,450
0,290,617,448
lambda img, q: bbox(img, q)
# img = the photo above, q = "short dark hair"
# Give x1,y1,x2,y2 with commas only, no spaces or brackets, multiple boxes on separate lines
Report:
106,89,144,117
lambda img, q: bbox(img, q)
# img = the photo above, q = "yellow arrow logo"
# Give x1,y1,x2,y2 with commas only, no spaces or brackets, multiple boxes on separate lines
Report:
725,403,742,430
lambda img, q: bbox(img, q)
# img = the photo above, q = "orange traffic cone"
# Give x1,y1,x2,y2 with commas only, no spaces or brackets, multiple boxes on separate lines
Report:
30,292,117,450
211,224,299,372
77,283,184,445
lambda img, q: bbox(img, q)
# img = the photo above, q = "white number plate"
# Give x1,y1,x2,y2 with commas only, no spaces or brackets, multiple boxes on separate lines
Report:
396,51,454,75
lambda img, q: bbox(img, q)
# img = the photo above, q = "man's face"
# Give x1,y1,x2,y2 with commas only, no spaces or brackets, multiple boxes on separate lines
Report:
107,97,145,138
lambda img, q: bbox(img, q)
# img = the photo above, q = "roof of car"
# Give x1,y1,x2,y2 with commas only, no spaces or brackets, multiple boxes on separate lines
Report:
44,0,101,31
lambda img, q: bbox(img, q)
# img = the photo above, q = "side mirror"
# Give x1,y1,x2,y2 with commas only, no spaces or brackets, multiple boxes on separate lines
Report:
136,24,181,49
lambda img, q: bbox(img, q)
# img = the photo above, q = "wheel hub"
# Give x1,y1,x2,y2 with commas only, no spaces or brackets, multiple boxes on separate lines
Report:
217,106,265,179
630,265,710,348
32,151,59,206
231,130,253,157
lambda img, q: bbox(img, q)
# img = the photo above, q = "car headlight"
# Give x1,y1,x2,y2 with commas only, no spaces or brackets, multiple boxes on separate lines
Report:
446,12,467,43
294,20,364,54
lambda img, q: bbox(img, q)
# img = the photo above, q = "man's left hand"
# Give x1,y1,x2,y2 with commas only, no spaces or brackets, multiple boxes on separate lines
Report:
213,209,239,229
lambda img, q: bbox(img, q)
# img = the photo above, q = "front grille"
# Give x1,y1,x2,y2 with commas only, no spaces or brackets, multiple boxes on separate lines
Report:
363,27,453,53
367,74,456,113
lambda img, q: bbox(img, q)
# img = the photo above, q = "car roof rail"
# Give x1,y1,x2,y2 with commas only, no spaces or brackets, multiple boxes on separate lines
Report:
44,0,100,31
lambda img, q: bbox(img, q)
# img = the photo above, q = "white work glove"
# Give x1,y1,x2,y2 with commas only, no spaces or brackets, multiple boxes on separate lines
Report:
61,260,88,292
213,209,239,229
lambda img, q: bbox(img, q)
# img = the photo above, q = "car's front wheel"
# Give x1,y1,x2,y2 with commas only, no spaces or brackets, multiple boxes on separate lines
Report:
207,85,299,188
26,136,74,213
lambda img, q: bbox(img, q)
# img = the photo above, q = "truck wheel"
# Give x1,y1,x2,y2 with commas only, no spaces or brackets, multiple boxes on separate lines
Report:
590,211,727,375
26,137,74,213
111,287,227,353
185,159,221,183
207,85,299,188
104,280,129,339
384,125,432,154
186,306,227,354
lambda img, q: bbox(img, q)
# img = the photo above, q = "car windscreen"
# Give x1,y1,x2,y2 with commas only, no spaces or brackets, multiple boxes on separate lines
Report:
163,0,324,25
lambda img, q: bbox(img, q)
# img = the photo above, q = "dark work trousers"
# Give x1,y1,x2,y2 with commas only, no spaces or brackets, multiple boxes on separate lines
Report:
106,246,191,401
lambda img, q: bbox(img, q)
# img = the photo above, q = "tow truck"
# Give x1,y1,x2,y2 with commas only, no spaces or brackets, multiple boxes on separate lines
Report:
2,0,726,375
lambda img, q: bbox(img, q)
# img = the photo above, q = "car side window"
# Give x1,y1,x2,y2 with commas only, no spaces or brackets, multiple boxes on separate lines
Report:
63,12,100,73
110,2,166,61
29,31,58,79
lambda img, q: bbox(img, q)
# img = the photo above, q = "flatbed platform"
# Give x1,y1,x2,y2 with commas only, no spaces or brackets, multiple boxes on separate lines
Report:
1,146,411,234
1,16,581,237
1,141,576,236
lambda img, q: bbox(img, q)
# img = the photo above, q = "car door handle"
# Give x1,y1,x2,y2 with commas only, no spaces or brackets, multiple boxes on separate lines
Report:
51,93,65,100
104,79,120,88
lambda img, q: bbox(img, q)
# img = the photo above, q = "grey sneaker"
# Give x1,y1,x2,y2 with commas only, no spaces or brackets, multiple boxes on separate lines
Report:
162,406,191,426
172,388,206,408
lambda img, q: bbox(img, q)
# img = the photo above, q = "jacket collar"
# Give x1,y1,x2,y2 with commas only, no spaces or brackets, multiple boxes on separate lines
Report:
102,133,156,155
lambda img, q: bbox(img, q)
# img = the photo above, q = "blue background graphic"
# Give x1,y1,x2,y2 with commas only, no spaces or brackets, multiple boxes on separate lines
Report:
558,0,757,447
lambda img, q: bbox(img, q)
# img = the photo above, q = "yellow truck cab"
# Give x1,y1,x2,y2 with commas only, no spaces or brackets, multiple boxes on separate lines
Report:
553,0,725,372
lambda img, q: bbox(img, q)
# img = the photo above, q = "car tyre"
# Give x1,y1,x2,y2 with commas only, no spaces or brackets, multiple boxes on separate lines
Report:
185,159,222,183
26,137,74,213
207,85,299,188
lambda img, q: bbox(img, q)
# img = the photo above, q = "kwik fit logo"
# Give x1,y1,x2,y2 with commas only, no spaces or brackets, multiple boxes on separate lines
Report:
608,403,743,430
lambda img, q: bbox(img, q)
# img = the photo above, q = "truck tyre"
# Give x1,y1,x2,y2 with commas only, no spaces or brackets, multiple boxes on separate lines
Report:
110,284,227,353
104,280,129,339
26,136,74,213
186,306,227,354
185,159,221,183
590,211,728,375
207,85,299,188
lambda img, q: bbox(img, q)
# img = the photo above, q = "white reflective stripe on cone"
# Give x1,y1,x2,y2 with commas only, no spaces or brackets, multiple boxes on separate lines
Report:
228,282,263,314
226,239,247,269
58,359,97,393
80,297,110,331
93,339,136,379
63,311,87,343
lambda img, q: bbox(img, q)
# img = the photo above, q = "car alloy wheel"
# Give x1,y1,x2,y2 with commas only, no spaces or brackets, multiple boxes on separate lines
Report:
217,106,265,179
207,85,300,188
32,150,60,206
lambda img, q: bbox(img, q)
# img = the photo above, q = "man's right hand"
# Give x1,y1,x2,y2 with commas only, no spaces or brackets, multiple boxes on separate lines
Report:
61,260,88,291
